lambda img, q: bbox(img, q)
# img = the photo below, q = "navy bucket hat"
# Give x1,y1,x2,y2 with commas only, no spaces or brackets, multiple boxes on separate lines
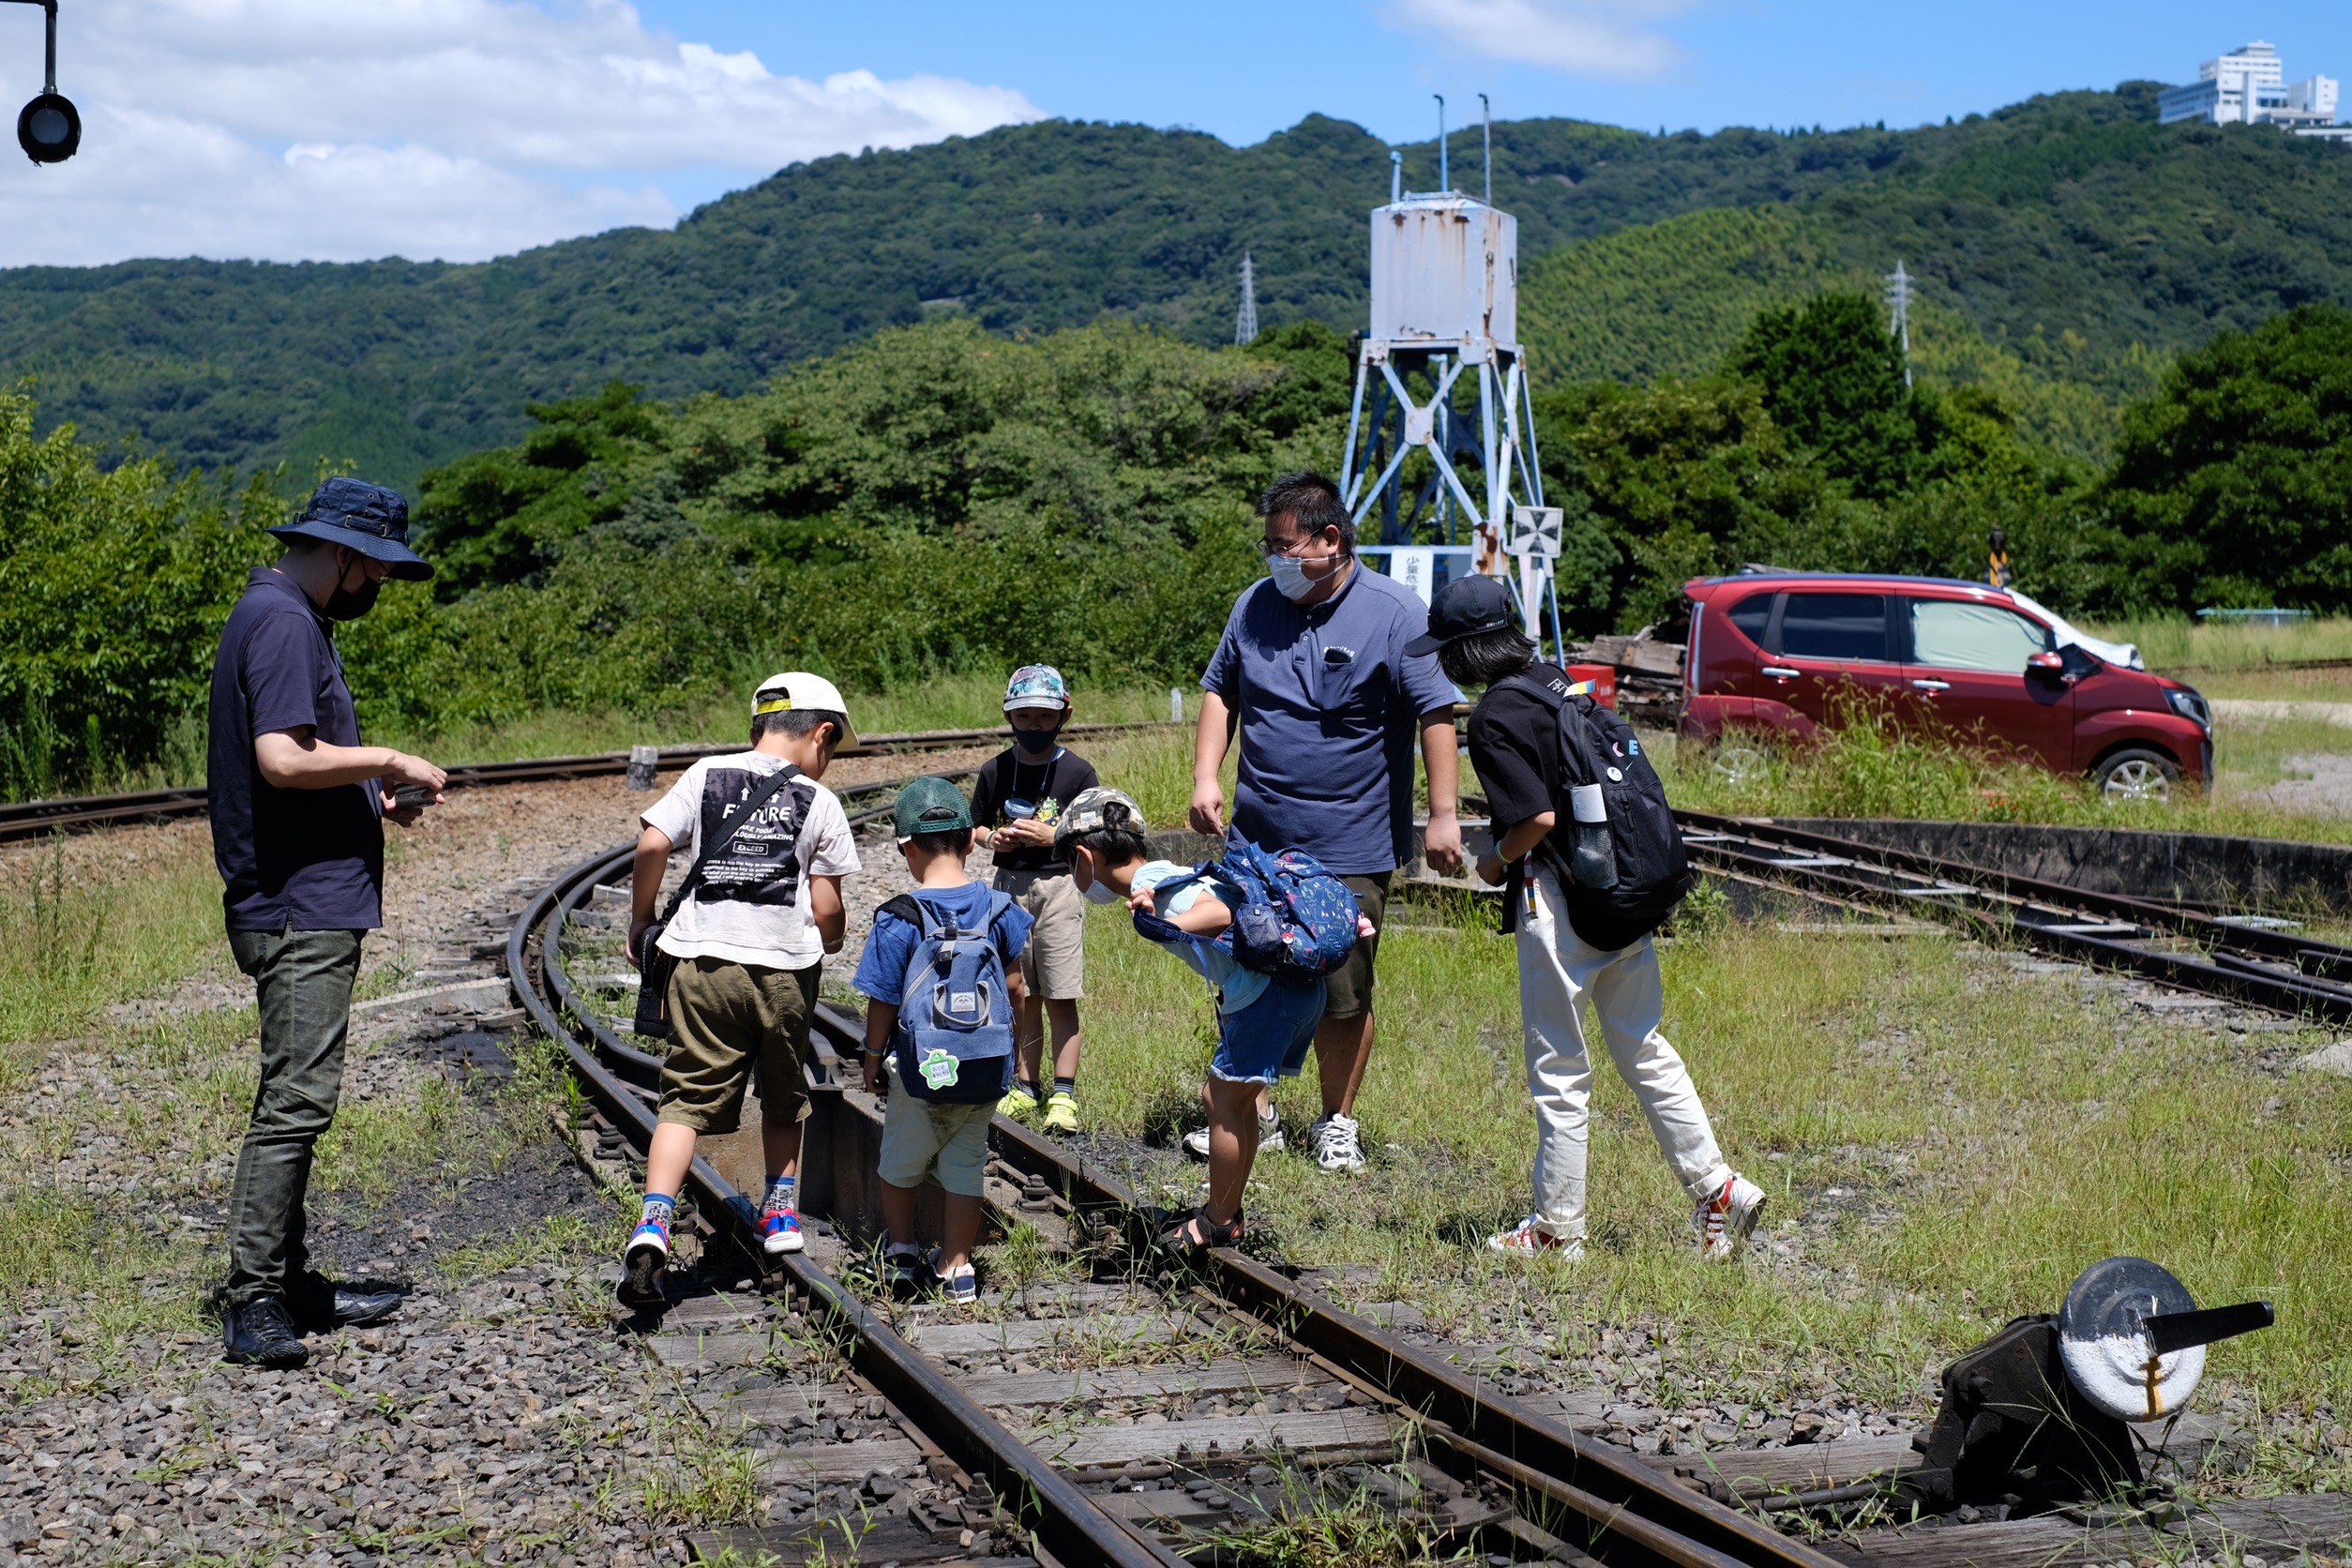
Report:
267,477,432,580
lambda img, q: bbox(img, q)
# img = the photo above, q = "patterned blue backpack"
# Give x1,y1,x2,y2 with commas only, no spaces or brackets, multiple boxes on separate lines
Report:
1132,840,1360,983
878,891,1018,1103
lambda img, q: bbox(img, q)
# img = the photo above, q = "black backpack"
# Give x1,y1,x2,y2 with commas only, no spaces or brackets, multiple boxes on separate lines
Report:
1498,670,1695,951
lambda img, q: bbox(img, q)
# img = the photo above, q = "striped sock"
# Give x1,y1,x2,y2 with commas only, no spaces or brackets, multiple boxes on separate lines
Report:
762,1175,796,1215
636,1193,675,1239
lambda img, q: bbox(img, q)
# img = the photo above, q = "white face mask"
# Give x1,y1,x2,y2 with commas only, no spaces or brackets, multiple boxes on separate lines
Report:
1082,877,1122,905
1265,551,1319,601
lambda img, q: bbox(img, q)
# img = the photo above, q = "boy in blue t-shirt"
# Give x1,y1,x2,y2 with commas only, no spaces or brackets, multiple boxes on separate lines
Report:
852,777,1032,1303
1053,787,1373,1256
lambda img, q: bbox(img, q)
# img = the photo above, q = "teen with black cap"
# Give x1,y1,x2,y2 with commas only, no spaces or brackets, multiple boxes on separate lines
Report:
1408,574,1765,1262
208,477,445,1368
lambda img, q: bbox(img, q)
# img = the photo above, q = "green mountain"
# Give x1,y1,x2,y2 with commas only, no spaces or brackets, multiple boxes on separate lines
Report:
6,82,2352,488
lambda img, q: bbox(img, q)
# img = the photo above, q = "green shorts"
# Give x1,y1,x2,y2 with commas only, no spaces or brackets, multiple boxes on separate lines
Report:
1322,871,1391,1021
878,1093,993,1198
655,956,817,1134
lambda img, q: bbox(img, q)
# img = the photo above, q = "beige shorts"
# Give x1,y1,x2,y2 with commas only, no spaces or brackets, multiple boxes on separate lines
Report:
994,867,1085,1000
878,1093,994,1198
656,957,816,1133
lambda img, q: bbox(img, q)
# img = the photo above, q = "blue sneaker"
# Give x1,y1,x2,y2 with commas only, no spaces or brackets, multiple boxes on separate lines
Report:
759,1205,805,1257
927,1249,978,1304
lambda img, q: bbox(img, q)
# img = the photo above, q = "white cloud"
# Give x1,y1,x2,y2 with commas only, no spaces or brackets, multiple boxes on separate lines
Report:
0,0,1043,264
1387,0,1696,80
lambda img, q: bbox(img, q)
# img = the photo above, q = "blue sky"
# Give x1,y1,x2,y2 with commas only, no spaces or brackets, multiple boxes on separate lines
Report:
6,0,2349,265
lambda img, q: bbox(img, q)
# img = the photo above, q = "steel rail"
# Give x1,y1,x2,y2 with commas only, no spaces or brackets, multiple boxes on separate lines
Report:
0,723,1152,845
1675,810,2352,1020
807,999,1844,1568
507,844,1188,1568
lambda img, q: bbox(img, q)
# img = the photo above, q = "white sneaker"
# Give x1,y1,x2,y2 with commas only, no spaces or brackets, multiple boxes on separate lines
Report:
1183,1108,1283,1160
1308,1112,1364,1174
1692,1174,1766,1260
1485,1214,1585,1259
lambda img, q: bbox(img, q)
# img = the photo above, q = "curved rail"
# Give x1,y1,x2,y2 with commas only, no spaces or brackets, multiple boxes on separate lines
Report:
506,840,1186,1568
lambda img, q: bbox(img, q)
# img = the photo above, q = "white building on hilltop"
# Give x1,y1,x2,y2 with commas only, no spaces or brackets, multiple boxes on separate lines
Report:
2159,40,2350,141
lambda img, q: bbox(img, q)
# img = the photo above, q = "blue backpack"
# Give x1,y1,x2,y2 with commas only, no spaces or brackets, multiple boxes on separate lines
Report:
878,891,1018,1103
1132,840,1360,984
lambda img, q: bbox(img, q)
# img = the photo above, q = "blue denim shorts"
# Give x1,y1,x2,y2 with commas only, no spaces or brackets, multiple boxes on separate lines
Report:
1209,977,1326,1085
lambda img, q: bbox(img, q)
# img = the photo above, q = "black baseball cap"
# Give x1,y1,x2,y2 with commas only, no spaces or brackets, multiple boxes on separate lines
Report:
1404,573,1516,656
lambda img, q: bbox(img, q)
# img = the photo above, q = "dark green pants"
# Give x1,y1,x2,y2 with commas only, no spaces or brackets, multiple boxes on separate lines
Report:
225,926,365,1308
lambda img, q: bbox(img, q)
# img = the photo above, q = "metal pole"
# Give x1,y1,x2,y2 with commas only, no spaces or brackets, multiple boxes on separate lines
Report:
1389,148,1401,203
1480,92,1491,204
1435,94,1446,191
1,0,61,93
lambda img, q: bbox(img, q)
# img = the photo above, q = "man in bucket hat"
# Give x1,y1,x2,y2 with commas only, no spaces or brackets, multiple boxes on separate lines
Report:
206,478,445,1368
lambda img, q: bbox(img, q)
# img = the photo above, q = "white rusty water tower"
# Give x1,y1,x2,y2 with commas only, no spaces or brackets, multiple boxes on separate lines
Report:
1343,96,1561,649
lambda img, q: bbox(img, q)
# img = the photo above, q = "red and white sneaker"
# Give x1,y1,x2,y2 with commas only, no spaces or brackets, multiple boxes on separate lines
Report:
1485,1214,1584,1259
1692,1175,1766,1260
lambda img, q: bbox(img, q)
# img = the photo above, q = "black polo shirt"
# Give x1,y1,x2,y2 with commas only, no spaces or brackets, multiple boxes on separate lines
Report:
207,568,383,931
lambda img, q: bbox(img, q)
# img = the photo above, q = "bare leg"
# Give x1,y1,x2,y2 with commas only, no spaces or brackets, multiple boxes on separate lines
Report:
880,1180,919,1251
1044,997,1082,1082
643,1123,699,1201
1202,1078,1263,1225
1015,993,1046,1090
1311,1008,1375,1119
939,1193,986,1275
760,1119,803,1185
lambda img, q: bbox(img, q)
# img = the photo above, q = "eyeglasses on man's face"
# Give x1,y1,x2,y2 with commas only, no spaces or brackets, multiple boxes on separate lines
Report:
1256,527,1335,559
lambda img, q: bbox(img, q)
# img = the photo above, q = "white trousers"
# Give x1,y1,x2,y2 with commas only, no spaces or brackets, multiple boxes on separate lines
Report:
1515,862,1731,1240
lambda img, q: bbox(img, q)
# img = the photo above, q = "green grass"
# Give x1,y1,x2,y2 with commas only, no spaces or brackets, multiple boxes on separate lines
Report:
2087,614,2352,676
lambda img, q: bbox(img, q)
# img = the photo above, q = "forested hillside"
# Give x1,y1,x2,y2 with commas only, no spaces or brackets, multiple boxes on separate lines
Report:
7,83,2351,489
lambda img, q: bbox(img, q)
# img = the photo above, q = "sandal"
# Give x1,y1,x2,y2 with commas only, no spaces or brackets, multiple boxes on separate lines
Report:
1159,1206,1244,1256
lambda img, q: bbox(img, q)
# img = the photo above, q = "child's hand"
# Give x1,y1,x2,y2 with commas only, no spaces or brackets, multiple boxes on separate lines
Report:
1357,914,1379,940
862,1055,883,1095
1475,852,1506,887
1125,885,1158,914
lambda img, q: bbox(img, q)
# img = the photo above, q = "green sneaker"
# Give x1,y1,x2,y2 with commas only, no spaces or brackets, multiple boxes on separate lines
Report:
997,1081,1041,1121
1042,1090,1079,1135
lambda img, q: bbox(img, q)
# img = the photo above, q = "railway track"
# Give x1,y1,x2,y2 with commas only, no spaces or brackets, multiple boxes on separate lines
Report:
507,776,1850,1568
1674,809,2352,1022
0,721,1167,846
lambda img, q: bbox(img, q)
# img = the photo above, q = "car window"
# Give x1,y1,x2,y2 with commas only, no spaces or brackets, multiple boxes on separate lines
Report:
1909,598,2052,672
1779,593,1890,662
1725,593,1774,647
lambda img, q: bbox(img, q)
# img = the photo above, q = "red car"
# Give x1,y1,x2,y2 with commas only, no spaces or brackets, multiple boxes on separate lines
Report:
1679,572,2214,803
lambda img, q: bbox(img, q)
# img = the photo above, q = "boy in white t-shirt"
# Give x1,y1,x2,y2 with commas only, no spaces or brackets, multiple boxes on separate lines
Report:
618,673,864,1308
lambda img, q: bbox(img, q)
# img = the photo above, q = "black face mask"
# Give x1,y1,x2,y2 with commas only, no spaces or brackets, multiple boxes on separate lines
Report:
1009,722,1063,758
322,569,383,622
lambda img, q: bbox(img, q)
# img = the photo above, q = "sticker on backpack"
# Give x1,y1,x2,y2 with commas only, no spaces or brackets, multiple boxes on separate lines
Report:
919,1048,962,1090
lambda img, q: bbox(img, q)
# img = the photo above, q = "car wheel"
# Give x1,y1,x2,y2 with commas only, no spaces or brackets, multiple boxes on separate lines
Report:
2093,747,2179,806
1711,741,1771,789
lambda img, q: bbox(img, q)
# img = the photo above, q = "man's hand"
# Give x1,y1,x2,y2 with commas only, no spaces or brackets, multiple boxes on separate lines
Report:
1188,778,1225,837
1423,812,1466,877
626,917,654,970
1476,852,1507,887
386,751,446,795
995,816,1056,849
380,790,426,827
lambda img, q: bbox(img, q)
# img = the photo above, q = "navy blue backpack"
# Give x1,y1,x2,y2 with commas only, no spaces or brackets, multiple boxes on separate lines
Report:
1132,841,1359,984
878,891,1018,1103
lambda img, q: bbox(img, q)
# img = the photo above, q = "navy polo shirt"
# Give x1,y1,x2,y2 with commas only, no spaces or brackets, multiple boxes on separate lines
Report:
1200,565,1461,876
207,568,384,931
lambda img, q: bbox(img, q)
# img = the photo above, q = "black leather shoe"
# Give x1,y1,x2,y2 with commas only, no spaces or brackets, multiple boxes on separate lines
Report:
222,1297,309,1369
289,1274,404,1332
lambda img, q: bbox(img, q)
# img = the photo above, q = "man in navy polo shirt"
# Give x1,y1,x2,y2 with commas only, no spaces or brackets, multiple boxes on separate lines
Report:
207,477,446,1369
1191,471,1465,1174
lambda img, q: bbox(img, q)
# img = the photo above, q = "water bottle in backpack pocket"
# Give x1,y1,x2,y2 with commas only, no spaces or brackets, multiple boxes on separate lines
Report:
1130,840,1359,983
881,892,1018,1103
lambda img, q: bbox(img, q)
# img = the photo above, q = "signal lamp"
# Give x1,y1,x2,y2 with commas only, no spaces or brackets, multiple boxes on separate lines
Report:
17,89,76,163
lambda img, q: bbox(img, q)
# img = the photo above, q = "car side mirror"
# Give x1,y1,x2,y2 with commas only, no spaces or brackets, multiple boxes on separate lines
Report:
2027,651,2065,672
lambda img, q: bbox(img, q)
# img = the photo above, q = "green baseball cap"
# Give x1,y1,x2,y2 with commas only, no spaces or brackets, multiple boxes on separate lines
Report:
893,776,974,840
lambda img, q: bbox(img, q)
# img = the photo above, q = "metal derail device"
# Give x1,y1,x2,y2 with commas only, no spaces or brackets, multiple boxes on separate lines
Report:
1905,1256,2272,1514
